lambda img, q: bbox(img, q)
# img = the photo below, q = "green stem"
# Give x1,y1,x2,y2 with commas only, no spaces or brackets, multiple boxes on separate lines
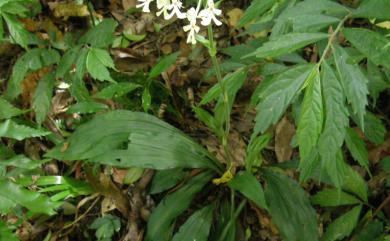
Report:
207,25,234,170
317,13,351,67
218,199,247,241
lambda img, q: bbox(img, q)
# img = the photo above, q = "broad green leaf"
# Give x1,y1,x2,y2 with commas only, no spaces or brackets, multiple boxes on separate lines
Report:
318,62,349,181
364,112,386,145
324,149,346,188
354,220,383,241
78,19,118,48
264,170,318,241
237,0,275,28
311,189,361,207
86,48,116,82
254,64,314,134
146,171,213,241
2,13,32,49
353,0,390,20
0,155,47,170
122,167,144,184
345,128,369,171
149,52,180,79
46,111,219,171
367,61,390,105
172,205,214,241
0,120,50,140
33,73,54,125
321,205,362,241
343,28,390,68
0,180,58,215
228,171,267,210
297,68,323,179
380,156,390,173
193,106,220,136
333,45,368,130
0,97,24,119
66,101,109,114
94,83,141,99
75,47,89,80
0,220,18,241
342,164,368,202
244,33,328,58
149,169,186,194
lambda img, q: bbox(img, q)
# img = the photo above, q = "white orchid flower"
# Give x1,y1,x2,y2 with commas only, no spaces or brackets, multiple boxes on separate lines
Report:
165,0,186,20
156,0,170,18
136,0,154,13
199,0,222,26
183,7,200,44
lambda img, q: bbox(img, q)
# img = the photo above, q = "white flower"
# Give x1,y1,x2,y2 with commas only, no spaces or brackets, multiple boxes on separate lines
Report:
183,7,200,44
165,0,186,20
199,0,222,26
136,0,154,12
156,0,170,18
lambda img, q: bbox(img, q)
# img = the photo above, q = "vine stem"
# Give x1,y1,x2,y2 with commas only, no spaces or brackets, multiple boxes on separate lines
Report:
207,25,234,170
317,13,351,67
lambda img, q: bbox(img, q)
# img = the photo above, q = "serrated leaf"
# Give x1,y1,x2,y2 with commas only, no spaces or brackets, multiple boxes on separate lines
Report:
94,82,141,99
354,220,384,241
333,45,368,130
297,68,323,178
264,170,318,241
352,0,390,20
46,111,219,171
86,48,115,82
78,19,118,48
345,128,369,171
245,134,271,170
342,163,368,202
228,171,267,210
56,45,81,78
237,0,275,28
364,112,386,145
254,64,314,135
244,33,328,58
343,28,390,68
2,13,32,49
0,98,24,119
321,205,362,241
0,120,50,140
149,52,180,79
311,189,361,207
367,61,390,105
149,169,186,194
146,171,213,241
33,73,54,125
325,149,347,188
292,14,340,33
318,62,349,181
172,205,214,241
90,215,121,241
0,180,58,215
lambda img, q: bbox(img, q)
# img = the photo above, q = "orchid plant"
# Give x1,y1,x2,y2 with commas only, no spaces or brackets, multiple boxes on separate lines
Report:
137,0,235,183
136,0,222,44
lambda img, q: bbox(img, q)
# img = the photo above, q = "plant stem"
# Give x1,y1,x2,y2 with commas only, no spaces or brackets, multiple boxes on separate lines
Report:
207,25,234,171
218,199,247,241
317,13,351,67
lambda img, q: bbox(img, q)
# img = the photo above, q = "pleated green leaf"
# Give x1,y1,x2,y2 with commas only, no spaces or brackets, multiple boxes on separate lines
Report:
228,171,267,210
146,171,213,241
264,170,318,241
46,111,219,171
172,205,214,241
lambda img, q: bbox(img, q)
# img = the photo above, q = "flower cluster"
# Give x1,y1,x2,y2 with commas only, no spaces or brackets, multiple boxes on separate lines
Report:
136,0,222,44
